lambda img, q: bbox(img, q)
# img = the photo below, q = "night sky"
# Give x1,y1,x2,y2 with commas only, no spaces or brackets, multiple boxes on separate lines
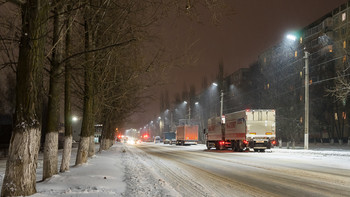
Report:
127,0,348,130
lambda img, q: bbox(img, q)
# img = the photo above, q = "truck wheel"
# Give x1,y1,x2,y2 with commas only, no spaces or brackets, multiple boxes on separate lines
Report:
215,142,220,150
232,142,236,152
234,141,243,152
206,142,211,150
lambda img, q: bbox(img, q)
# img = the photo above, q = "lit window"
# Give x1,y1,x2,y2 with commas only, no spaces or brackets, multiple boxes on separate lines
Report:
335,113,338,120
300,95,303,101
309,79,312,85
344,40,346,48
343,112,347,119
300,71,303,77
329,45,333,52
267,83,270,89
300,116,303,123
294,51,298,57
343,55,347,63
299,37,303,44
342,12,346,21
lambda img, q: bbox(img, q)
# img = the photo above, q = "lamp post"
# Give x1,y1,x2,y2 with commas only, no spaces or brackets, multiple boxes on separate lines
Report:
287,33,309,150
183,101,190,121
220,90,223,123
212,82,224,123
213,82,225,142
304,51,309,150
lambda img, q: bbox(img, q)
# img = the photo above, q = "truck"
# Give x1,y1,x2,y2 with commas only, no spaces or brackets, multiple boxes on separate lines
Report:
176,125,199,145
206,109,276,152
163,132,176,144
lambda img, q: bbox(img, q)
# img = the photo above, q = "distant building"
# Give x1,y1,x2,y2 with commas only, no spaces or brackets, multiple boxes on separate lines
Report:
253,1,350,143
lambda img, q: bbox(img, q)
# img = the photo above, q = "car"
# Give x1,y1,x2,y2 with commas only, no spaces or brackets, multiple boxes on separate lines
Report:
164,139,170,144
169,138,176,145
154,136,161,143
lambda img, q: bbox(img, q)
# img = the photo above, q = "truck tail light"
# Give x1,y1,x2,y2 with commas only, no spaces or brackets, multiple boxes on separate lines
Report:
219,141,225,145
271,140,276,145
243,140,249,145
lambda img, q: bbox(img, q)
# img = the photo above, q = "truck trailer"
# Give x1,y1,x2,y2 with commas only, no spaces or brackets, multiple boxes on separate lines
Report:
176,125,199,145
206,109,276,152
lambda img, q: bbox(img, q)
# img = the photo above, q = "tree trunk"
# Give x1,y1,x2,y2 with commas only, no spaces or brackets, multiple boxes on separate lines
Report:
76,9,94,165
1,128,41,197
42,0,64,180
1,0,48,196
99,118,110,151
60,5,73,173
88,135,95,157
60,135,72,172
43,132,58,179
76,136,89,164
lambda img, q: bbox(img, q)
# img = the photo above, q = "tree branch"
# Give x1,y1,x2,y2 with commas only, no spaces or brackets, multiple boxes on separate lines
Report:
60,38,136,65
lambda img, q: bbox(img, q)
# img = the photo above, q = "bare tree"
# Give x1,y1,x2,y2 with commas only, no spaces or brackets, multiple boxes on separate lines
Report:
60,4,74,173
1,0,49,196
42,0,66,180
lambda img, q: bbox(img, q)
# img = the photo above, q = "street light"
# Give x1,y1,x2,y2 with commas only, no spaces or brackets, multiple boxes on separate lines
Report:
183,101,191,121
286,33,309,150
212,82,224,123
72,116,78,122
304,51,309,150
286,34,297,41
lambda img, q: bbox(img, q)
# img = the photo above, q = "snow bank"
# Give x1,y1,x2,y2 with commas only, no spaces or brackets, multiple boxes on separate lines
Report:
32,144,126,196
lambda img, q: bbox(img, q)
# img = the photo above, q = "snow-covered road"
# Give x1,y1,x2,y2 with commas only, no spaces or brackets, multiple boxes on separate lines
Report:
0,142,349,196
123,143,350,197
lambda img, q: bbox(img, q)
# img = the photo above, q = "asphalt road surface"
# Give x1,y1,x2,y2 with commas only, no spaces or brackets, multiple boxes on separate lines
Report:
123,143,350,197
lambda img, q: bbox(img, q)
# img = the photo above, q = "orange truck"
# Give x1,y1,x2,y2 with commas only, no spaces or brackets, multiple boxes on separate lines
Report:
206,109,276,152
176,125,199,145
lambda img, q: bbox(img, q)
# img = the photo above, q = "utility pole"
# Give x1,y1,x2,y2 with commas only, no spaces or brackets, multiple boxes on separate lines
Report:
220,90,224,141
220,90,224,120
304,51,309,150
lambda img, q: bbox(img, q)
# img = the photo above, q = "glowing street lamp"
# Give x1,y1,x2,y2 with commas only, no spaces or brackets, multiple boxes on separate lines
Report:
72,116,78,122
286,33,309,149
286,34,297,41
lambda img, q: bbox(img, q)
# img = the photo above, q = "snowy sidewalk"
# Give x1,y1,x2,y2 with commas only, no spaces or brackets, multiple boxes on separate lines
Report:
272,143,350,157
32,144,126,196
